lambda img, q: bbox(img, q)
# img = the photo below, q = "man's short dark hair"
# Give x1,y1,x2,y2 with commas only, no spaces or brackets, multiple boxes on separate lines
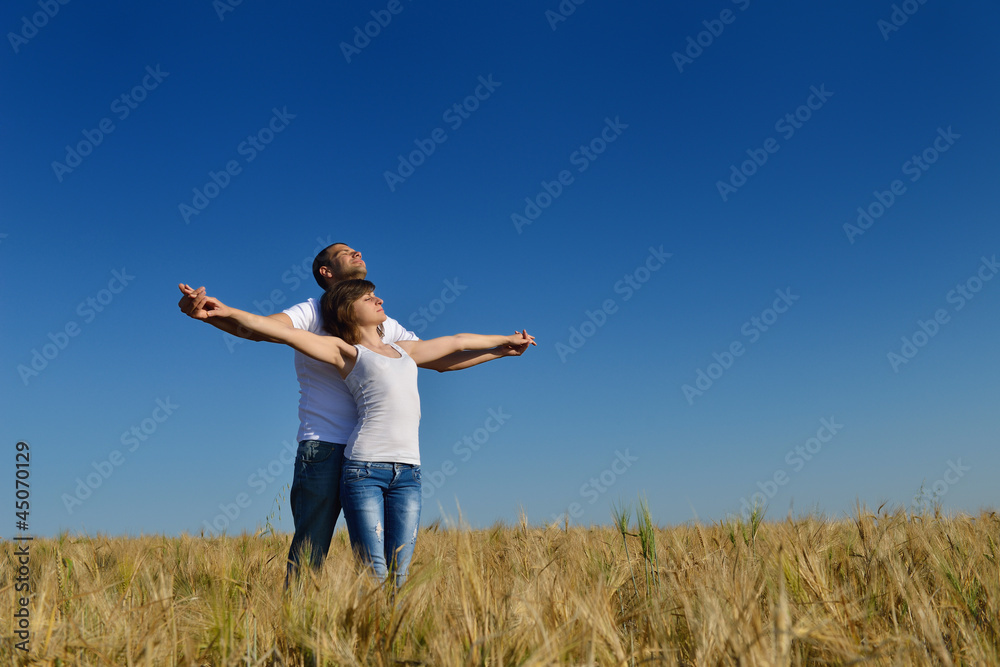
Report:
312,242,348,289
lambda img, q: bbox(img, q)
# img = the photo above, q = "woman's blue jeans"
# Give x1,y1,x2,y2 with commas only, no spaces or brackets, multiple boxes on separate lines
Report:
340,460,421,587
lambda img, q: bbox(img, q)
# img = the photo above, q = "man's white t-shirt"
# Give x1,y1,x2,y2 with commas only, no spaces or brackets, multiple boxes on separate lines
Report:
283,298,418,444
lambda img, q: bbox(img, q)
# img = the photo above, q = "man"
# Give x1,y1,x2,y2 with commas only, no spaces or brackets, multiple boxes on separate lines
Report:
178,242,530,578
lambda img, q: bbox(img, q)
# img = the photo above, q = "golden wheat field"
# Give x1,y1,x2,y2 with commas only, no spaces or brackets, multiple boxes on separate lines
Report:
2,505,998,666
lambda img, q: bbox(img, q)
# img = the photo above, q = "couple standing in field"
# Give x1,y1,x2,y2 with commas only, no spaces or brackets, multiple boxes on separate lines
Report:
178,243,534,586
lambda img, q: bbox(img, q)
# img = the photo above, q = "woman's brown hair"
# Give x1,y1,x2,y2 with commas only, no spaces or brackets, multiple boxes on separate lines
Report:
320,279,383,344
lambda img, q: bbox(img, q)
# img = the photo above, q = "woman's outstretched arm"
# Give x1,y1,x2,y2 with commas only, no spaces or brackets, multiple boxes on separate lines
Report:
199,295,356,371
396,330,536,366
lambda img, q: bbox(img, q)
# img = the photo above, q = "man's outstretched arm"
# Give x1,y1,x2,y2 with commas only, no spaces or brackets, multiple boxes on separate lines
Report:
418,336,535,372
178,283,291,342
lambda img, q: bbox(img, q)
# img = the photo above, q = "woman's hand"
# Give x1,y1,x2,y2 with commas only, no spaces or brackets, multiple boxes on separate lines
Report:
197,294,234,319
178,283,211,320
178,283,234,320
502,329,536,354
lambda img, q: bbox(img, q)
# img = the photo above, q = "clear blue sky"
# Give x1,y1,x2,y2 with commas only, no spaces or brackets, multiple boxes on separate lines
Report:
2,1,998,537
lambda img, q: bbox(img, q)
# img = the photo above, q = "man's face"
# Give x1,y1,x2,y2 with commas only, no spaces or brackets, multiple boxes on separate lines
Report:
324,244,367,283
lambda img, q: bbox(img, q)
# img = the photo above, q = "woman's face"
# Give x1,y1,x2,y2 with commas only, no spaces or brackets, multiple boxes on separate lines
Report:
351,291,386,326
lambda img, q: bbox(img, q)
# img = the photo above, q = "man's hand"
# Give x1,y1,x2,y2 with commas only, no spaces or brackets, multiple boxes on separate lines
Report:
178,283,212,320
419,330,536,371
199,295,234,319
178,282,295,341
500,329,537,356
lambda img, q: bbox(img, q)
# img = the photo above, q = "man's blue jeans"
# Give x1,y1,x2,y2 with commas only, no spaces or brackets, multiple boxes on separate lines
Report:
286,440,345,579
340,460,421,587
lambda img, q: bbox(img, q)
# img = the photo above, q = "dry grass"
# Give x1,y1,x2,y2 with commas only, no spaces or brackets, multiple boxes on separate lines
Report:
2,505,999,665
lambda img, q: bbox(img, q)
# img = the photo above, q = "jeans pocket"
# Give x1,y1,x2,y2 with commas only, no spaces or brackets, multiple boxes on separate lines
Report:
412,467,421,484
343,463,371,483
297,441,336,465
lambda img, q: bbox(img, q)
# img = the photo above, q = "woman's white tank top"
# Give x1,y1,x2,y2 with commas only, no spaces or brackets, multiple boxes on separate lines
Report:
343,342,421,464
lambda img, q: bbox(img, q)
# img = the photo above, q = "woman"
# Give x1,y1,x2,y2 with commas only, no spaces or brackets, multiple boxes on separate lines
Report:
199,279,534,586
